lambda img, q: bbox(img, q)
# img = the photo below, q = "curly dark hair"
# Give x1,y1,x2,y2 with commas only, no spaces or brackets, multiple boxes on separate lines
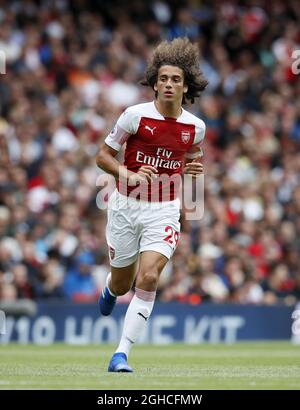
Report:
141,37,208,104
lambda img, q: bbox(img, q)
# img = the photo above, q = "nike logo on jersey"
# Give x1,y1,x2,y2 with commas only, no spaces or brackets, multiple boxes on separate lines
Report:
145,125,156,135
138,312,148,321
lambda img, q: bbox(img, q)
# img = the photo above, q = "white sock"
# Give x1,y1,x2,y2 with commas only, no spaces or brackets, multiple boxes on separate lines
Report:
106,272,116,297
115,288,156,357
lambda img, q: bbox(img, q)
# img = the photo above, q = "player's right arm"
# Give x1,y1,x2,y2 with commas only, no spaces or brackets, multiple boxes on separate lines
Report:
96,109,157,184
96,143,157,184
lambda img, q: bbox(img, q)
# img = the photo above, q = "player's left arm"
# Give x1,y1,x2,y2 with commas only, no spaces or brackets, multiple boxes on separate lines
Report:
183,120,205,176
183,147,204,175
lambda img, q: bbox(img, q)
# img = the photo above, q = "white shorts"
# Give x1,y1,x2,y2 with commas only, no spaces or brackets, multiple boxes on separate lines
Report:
106,190,181,268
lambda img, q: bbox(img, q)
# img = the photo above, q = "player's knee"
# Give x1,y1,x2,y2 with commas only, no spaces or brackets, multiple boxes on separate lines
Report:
139,270,159,289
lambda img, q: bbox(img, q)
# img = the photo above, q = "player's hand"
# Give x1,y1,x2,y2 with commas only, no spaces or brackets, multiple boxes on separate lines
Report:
183,158,204,176
128,165,158,185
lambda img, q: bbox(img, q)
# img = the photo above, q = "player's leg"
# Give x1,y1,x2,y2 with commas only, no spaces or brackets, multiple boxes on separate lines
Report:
117,250,167,347
100,191,139,316
108,251,168,372
109,202,181,370
99,261,137,316
107,197,180,372
136,251,168,290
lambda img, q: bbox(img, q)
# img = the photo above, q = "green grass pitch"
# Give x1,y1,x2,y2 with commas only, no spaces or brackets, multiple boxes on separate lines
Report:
0,342,299,390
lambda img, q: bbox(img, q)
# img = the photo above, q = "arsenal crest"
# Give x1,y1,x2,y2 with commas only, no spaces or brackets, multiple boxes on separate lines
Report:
181,130,190,144
109,246,115,260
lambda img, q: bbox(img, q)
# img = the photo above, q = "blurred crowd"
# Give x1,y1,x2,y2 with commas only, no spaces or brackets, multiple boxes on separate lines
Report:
0,0,300,305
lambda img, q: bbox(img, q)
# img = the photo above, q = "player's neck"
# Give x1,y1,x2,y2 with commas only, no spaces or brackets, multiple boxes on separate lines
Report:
154,100,182,119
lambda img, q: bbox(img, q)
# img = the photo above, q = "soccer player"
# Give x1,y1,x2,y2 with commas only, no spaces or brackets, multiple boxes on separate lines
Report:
96,37,208,372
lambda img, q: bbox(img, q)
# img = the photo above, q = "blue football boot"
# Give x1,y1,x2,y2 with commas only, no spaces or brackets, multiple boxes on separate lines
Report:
108,353,133,373
99,286,117,316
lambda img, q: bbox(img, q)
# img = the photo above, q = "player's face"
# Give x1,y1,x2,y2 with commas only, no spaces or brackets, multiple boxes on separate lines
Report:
154,65,188,104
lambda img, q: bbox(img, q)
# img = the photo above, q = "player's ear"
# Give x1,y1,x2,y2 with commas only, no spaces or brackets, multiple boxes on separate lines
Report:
154,83,158,92
183,84,188,93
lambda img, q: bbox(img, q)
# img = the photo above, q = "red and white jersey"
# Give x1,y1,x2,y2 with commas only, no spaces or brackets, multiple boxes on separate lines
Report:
105,101,205,201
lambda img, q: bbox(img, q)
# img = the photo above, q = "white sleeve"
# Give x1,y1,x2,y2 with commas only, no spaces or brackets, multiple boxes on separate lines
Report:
104,108,140,152
185,120,206,159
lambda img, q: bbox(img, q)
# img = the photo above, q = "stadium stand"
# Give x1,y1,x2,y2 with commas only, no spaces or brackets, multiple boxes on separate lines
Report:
0,0,300,306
